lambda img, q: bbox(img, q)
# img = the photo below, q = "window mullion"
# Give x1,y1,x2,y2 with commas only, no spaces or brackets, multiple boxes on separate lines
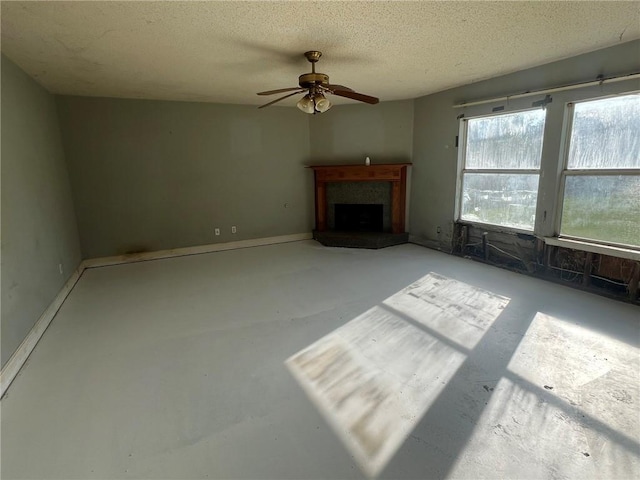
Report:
463,169,540,175
564,169,640,176
455,118,469,222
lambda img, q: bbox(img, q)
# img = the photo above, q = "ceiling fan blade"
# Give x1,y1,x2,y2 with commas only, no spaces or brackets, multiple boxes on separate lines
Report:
331,88,379,104
258,91,302,109
257,87,303,96
325,84,354,92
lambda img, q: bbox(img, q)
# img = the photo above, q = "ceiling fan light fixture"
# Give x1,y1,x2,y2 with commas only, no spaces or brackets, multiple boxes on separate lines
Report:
314,94,332,113
297,94,315,113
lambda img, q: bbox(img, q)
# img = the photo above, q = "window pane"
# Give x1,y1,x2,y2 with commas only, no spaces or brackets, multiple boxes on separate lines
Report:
465,109,545,169
461,173,539,230
568,94,640,169
561,175,640,247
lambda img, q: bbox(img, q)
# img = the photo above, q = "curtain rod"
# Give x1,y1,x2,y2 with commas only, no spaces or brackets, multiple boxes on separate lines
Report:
452,72,640,109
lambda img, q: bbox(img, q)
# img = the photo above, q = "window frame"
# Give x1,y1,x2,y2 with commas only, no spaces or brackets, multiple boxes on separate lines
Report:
455,106,546,234
555,92,640,250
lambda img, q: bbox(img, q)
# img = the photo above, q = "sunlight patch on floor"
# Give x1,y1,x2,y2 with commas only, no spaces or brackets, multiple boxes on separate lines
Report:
286,272,510,477
506,312,640,446
450,373,639,480
450,376,593,479
449,312,640,479
507,312,638,387
384,272,509,349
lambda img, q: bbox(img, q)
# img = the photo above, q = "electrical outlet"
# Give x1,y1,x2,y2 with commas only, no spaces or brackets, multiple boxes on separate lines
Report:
436,226,442,234
231,226,237,234
215,228,220,236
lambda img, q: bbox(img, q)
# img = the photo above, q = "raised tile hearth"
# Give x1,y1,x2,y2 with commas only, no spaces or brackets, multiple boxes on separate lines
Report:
312,230,410,249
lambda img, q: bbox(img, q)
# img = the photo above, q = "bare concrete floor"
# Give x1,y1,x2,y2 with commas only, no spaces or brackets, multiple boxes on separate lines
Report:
2,240,639,479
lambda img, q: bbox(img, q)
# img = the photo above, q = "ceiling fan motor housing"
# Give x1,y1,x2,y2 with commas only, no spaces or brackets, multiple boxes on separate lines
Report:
304,50,322,63
299,73,330,89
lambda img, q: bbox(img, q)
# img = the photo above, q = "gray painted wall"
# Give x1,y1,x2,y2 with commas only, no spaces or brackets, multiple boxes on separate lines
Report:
56,97,312,258
1,55,82,367
309,100,414,164
56,97,413,259
410,40,640,250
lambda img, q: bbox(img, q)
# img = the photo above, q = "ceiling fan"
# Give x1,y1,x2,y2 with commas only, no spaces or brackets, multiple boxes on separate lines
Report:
257,50,379,113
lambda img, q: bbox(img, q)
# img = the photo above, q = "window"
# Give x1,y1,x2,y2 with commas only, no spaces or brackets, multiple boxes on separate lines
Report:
559,93,640,248
458,109,546,231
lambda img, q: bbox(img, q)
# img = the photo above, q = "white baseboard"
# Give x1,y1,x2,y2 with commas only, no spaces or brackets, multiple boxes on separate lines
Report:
0,232,313,398
82,233,314,268
0,265,85,399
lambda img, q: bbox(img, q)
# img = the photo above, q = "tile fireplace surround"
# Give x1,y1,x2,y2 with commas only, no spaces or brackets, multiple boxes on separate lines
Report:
308,163,411,249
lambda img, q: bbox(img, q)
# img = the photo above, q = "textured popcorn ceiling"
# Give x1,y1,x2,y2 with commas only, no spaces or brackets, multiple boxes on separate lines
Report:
1,1,639,106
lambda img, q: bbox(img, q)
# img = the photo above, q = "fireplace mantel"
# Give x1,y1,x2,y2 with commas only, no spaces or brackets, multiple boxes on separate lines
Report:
308,163,411,235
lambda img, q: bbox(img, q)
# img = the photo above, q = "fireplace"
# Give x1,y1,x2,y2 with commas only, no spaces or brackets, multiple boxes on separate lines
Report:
309,163,411,248
335,204,384,232
327,181,391,231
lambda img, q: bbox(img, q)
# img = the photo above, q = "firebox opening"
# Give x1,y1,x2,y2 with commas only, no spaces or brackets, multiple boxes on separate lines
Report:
335,204,384,232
